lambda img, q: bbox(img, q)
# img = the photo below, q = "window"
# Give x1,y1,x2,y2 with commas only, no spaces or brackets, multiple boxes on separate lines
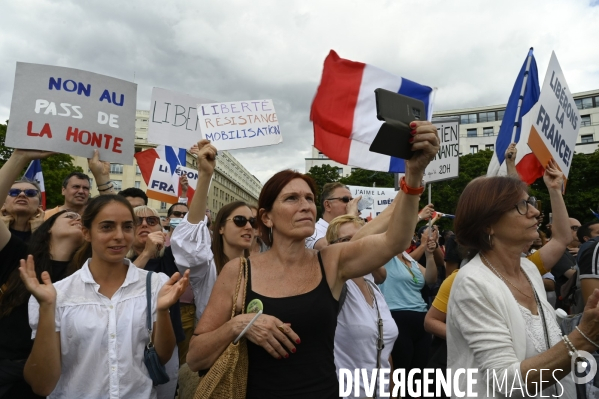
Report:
470,145,478,154
485,144,495,151
134,181,141,189
478,112,496,123
337,168,343,176
497,110,505,121
112,180,122,191
581,134,594,143
160,202,167,210
214,187,218,196
595,96,599,108
110,164,123,174
467,128,477,137
318,152,326,159
575,99,583,110
483,127,494,136
351,168,358,174
581,115,591,127
136,165,141,175
582,98,593,109
461,114,477,124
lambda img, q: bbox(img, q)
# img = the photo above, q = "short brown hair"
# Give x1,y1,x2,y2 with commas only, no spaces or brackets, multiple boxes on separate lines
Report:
325,215,365,244
321,182,347,211
258,170,317,246
454,176,527,253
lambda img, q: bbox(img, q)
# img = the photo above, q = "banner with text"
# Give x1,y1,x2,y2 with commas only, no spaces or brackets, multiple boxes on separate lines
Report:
198,99,282,150
424,120,460,184
347,185,397,219
147,87,214,149
6,62,136,163
523,51,579,182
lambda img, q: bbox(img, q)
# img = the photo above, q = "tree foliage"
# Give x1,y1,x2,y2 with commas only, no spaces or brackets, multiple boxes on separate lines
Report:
0,122,84,209
339,169,394,188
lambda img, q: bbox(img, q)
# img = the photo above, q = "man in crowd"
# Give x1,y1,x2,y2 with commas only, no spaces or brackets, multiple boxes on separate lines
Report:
305,182,360,250
577,220,599,305
43,172,91,219
118,187,148,208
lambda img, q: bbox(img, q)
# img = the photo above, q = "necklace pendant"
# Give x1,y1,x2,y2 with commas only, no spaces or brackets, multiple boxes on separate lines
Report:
413,276,419,284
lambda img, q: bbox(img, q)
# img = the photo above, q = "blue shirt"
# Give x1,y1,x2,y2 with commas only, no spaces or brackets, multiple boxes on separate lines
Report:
378,252,427,312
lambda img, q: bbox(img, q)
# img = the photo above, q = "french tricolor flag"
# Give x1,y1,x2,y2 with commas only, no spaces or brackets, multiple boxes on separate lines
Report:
24,159,46,210
134,145,195,204
311,50,435,173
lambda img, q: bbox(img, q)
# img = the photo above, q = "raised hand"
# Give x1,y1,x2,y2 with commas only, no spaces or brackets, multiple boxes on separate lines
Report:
19,255,57,306
13,149,56,162
424,238,436,255
405,121,440,174
543,159,564,191
180,174,189,195
419,204,434,220
87,149,110,178
346,195,362,217
143,231,167,258
194,139,217,175
505,142,517,161
157,270,190,311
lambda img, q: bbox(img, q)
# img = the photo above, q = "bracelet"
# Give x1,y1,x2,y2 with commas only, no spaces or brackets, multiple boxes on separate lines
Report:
98,185,114,192
576,326,599,349
562,335,579,358
97,181,112,188
400,176,424,196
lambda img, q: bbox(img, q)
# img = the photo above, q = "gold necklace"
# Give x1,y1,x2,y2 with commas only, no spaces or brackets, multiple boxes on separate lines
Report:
480,253,532,299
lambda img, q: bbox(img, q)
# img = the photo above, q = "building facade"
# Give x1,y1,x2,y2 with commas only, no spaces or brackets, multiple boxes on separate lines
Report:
306,89,599,171
73,110,262,217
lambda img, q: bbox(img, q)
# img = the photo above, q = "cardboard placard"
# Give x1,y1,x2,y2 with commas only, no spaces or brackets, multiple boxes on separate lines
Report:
347,185,397,219
524,51,579,181
198,99,282,150
424,120,460,183
147,87,214,149
146,160,198,204
6,62,136,164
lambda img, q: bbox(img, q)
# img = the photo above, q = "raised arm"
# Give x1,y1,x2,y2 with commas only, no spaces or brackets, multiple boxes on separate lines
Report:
504,143,519,178
88,149,115,195
187,140,215,224
323,121,439,285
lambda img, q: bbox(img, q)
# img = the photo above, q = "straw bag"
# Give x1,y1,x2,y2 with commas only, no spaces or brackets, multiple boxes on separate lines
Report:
194,258,249,399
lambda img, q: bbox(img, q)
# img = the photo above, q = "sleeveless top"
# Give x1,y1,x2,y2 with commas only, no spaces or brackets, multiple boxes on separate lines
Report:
245,253,339,399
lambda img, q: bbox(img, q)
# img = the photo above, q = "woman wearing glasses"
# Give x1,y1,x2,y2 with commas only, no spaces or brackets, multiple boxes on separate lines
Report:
447,165,599,398
0,150,84,398
187,121,439,398
1,179,45,243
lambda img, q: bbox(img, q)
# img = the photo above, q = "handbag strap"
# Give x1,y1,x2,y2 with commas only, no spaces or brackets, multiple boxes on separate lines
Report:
146,271,154,344
230,258,248,319
365,279,383,399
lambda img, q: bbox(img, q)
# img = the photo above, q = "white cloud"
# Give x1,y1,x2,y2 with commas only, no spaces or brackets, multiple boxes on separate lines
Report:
1,0,598,182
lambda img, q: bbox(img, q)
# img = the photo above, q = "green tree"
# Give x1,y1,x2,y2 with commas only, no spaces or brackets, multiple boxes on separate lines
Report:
306,164,341,194
339,168,395,188
0,122,84,209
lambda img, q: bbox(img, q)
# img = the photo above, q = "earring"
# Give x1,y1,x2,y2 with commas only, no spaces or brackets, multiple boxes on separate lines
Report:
488,234,493,247
269,227,273,243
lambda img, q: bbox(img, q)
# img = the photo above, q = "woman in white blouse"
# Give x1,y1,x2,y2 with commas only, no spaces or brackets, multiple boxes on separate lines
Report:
20,195,189,398
448,165,599,399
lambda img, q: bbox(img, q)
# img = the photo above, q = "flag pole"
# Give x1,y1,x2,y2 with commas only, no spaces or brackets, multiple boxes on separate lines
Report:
510,47,534,143
428,183,433,231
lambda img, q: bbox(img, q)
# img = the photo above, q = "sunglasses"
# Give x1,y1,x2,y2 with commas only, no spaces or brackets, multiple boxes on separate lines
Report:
62,211,81,220
170,211,187,218
8,188,39,198
330,236,352,244
327,196,353,203
571,226,580,231
136,216,161,226
226,215,257,228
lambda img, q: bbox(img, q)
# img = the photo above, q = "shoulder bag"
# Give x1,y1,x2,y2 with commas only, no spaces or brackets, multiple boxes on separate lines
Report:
143,271,171,385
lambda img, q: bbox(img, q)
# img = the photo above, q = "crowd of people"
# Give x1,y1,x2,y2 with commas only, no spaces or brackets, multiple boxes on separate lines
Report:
1,121,599,399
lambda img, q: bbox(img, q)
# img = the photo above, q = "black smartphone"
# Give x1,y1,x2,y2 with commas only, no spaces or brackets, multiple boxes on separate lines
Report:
370,89,426,160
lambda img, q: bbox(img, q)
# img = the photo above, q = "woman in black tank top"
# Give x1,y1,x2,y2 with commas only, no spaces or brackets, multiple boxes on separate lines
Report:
186,129,439,398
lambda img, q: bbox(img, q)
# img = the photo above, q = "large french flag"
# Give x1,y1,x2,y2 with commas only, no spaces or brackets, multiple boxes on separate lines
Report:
24,159,46,210
486,48,543,184
134,146,195,204
311,50,435,173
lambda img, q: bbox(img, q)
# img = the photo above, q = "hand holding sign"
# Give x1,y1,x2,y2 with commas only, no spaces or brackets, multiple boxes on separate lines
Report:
543,159,565,191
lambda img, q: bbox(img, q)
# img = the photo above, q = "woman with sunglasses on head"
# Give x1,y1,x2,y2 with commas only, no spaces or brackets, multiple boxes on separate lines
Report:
21,194,189,398
446,160,599,398
126,205,186,399
187,123,438,398
0,149,84,398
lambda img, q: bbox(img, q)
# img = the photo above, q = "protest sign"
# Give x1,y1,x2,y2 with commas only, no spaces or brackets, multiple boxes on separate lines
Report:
347,185,397,219
135,145,198,204
524,51,579,181
198,99,282,150
6,62,136,164
147,87,214,149
424,119,459,184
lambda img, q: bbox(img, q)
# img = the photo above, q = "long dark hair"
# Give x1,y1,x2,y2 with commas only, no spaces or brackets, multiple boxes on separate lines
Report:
211,201,251,274
71,195,135,270
0,210,76,318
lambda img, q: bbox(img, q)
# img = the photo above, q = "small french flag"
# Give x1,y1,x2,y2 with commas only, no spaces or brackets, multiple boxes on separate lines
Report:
311,50,435,173
24,159,46,210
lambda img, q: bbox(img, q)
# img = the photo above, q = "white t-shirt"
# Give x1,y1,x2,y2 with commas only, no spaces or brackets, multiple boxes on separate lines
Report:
335,277,399,398
305,218,329,249
29,259,168,399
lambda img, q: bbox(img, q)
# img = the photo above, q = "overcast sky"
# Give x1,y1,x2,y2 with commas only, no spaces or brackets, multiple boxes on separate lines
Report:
1,0,598,183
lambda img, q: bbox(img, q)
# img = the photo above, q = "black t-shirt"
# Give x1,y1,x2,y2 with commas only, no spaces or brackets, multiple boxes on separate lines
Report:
137,246,185,343
9,227,31,243
0,235,69,360
579,239,599,279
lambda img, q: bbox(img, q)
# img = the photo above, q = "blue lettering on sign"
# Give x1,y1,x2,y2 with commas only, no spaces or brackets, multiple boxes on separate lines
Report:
48,77,91,97
98,89,125,106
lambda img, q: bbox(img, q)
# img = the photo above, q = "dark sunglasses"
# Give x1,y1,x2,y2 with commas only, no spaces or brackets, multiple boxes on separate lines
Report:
327,196,353,203
8,188,39,198
226,215,257,228
170,211,187,218
136,216,161,226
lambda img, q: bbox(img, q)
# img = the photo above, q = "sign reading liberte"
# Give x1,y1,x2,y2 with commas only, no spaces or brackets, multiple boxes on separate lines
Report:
198,99,282,150
147,87,214,149
524,51,580,182
6,62,137,164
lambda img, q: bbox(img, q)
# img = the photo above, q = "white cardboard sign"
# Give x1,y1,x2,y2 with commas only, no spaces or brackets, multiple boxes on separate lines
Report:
6,62,137,164
347,185,397,219
147,87,214,149
424,120,460,184
197,99,282,150
146,160,198,204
